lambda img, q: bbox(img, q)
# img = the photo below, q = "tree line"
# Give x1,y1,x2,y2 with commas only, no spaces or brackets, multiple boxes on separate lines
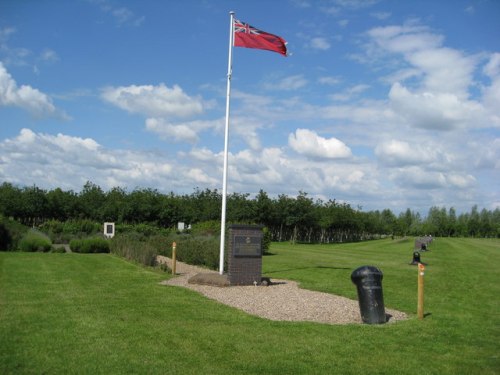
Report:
0,181,498,242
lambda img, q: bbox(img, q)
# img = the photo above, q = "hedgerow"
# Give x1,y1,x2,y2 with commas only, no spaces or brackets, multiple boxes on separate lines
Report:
70,237,110,253
109,233,159,267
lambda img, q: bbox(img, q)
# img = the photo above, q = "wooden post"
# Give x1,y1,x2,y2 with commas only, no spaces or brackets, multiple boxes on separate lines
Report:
417,263,425,319
172,242,177,275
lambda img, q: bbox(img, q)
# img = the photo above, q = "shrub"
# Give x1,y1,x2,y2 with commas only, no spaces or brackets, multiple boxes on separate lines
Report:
190,220,221,236
19,230,52,252
63,219,101,236
0,221,11,250
51,246,67,254
173,236,224,271
115,223,171,237
0,216,28,251
109,234,157,267
262,227,272,254
70,237,110,253
39,219,102,244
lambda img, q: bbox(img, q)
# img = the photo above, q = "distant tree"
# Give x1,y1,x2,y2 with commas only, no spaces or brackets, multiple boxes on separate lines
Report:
380,209,397,235
467,205,480,237
46,188,78,221
0,183,22,220
79,181,106,221
227,192,254,223
102,187,127,222
21,185,48,226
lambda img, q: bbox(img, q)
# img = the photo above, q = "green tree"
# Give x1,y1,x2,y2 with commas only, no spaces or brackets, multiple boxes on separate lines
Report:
78,182,106,221
46,188,78,221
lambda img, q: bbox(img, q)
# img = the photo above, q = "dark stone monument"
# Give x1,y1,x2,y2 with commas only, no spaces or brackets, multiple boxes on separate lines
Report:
227,224,263,285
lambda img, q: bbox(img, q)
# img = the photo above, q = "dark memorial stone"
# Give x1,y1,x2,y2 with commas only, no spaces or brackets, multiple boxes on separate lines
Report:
228,225,263,285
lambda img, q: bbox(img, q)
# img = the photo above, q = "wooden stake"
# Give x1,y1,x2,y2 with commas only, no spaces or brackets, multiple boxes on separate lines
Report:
172,242,177,275
417,263,425,319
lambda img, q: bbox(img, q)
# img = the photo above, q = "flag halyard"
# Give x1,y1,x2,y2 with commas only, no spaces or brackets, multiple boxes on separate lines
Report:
233,19,288,56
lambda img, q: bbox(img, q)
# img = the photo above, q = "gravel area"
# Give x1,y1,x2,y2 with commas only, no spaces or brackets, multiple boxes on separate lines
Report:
157,256,408,325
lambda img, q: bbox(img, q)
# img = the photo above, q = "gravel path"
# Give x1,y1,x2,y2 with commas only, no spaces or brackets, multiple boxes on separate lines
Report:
157,256,408,325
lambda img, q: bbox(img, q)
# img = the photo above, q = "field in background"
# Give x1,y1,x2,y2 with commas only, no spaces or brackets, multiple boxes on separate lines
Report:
1,238,498,374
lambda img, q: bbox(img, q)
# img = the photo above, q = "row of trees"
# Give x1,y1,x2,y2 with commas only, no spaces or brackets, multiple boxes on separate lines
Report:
0,182,498,242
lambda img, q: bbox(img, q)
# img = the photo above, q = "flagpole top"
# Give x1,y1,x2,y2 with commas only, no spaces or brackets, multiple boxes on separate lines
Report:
229,11,235,15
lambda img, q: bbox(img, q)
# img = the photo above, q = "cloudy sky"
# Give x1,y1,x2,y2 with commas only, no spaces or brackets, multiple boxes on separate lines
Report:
0,0,499,214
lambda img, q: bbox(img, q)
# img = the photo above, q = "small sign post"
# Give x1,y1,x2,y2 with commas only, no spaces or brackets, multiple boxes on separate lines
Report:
172,242,177,275
417,263,425,319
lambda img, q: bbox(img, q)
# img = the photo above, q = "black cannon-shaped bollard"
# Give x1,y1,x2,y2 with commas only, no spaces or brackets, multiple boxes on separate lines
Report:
410,251,421,265
351,266,386,324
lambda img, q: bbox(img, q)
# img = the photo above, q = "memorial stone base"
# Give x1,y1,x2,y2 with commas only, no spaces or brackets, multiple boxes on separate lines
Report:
227,224,263,285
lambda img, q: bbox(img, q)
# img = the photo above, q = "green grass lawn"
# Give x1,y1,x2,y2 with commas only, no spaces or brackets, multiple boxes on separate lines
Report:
1,238,499,374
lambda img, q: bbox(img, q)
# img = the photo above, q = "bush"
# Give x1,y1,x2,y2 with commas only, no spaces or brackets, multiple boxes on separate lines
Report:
39,219,102,244
172,236,224,271
19,230,52,252
0,221,11,250
70,237,110,253
0,216,28,251
115,223,171,237
109,234,157,267
51,246,67,254
190,220,221,236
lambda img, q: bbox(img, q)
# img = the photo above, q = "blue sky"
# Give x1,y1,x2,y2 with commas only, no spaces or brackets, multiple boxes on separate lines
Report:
1,0,499,215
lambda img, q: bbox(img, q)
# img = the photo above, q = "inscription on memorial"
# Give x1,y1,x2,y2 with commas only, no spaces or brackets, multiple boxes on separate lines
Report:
233,235,261,257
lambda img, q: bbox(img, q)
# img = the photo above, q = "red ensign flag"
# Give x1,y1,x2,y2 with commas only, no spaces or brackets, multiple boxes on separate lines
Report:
233,19,287,56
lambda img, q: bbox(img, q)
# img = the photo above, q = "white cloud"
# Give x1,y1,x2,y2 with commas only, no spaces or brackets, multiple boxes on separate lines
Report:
39,48,59,63
318,76,341,85
288,128,352,159
94,0,145,27
145,117,222,144
408,47,476,98
0,129,174,191
333,0,379,9
482,53,500,122
389,82,485,130
483,53,500,78
101,83,205,118
0,62,60,117
375,139,442,167
330,84,370,101
387,166,476,190
371,12,391,20
185,168,218,185
310,37,331,50
364,24,490,131
0,27,16,43
367,24,443,54
263,75,308,91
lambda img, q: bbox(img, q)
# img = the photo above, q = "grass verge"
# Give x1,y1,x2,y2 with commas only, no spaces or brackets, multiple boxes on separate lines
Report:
1,237,498,374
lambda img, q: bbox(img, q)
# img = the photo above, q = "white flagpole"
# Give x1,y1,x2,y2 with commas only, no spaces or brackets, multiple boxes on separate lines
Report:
219,11,235,275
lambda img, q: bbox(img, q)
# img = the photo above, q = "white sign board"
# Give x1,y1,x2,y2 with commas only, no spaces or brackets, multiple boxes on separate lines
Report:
104,222,115,238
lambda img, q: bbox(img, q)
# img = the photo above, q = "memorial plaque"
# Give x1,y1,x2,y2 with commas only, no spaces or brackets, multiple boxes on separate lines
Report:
103,222,115,238
233,235,261,257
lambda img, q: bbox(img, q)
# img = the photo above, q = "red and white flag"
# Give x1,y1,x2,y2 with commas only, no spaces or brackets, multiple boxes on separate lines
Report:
233,19,288,56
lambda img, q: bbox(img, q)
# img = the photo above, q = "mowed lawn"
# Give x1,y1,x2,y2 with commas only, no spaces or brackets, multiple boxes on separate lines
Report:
1,238,498,374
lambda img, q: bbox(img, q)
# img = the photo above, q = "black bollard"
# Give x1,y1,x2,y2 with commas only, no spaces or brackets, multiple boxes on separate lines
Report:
351,266,386,324
410,251,421,265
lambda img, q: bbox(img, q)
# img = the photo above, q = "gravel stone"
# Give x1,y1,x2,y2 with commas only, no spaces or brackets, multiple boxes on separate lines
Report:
157,256,408,325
